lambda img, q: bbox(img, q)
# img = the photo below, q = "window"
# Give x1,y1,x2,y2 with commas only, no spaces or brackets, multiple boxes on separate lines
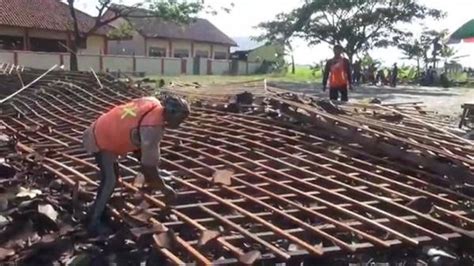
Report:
214,51,227,60
30,38,67,52
174,49,189,58
149,47,167,57
0,35,23,50
77,38,87,49
195,50,209,58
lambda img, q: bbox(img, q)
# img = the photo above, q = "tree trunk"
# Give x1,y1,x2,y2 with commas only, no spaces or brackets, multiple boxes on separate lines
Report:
67,0,81,71
69,42,79,71
416,58,420,77
347,53,354,64
291,54,295,74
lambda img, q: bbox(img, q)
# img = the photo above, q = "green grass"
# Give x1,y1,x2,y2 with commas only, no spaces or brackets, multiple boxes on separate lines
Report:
144,65,322,86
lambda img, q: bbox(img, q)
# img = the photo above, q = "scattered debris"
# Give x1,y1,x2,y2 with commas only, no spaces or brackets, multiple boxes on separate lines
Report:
38,204,58,222
212,169,234,186
16,187,42,199
0,67,472,264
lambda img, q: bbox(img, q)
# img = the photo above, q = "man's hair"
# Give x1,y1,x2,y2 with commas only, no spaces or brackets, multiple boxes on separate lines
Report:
333,45,344,52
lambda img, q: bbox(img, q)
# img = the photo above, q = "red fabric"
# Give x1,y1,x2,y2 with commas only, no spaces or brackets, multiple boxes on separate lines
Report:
329,58,349,88
463,37,474,43
94,97,164,155
0,0,110,35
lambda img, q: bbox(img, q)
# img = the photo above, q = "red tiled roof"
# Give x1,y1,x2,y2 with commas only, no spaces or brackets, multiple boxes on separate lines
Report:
110,4,237,46
0,0,111,35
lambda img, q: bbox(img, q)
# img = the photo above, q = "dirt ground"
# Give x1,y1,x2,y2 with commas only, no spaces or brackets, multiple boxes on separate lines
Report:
160,75,473,118
270,82,474,117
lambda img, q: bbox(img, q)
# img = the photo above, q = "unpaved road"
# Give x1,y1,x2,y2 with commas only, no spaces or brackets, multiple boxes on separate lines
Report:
271,82,474,117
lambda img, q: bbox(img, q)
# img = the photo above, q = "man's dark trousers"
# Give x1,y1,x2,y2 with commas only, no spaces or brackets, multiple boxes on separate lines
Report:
329,87,348,102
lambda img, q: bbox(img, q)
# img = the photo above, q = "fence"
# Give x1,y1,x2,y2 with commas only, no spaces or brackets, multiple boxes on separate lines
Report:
0,50,262,76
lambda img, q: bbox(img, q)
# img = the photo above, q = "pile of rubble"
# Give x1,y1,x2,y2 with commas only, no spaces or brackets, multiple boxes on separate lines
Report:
0,67,473,265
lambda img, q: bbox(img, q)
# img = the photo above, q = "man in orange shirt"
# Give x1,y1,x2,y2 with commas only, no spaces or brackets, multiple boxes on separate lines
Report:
322,45,353,102
83,95,190,233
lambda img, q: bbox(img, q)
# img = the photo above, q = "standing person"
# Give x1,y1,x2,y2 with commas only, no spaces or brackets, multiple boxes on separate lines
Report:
369,63,377,85
352,60,362,85
391,63,398,87
323,45,352,102
82,95,190,234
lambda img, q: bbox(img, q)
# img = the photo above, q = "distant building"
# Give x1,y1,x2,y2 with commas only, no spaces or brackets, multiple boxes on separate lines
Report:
231,43,284,62
0,0,110,54
106,4,237,59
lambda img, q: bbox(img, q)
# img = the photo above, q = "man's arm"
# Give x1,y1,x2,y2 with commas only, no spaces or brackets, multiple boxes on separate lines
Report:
345,58,352,88
322,60,331,88
139,126,167,189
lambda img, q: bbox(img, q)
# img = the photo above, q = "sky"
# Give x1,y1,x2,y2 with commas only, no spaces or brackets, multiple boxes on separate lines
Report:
74,0,474,67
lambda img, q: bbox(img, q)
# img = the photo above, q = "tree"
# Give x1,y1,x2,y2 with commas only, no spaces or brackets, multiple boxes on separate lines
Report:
254,13,296,74
65,0,213,71
261,0,444,63
399,38,424,76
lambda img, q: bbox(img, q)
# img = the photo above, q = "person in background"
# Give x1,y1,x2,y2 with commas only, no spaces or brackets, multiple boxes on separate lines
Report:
352,60,362,85
391,63,398,87
369,63,377,85
322,45,352,102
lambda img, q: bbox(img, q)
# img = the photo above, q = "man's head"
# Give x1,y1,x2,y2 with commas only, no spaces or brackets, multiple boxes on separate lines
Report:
333,45,344,58
163,95,190,129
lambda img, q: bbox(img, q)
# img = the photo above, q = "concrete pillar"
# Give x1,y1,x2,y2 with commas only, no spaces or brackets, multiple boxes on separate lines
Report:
161,58,164,75
168,40,173,57
23,28,30,50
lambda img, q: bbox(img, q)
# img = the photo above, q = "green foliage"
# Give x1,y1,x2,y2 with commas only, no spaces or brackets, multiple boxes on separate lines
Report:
359,53,382,68
144,0,204,24
259,0,444,61
399,28,458,72
254,13,296,73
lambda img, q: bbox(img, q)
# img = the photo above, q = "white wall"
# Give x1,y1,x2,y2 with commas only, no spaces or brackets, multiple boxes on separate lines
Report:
107,17,146,56
83,35,105,54
62,54,71,71
213,44,229,59
0,51,14,64
172,40,191,57
108,31,146,56
199,58,208,75
186,59,193,75
103,55,134,72
0,50,261,75
18,51,60,69
163,58,181,75
146,38,169,57
136,56,162,74
78,54,101,72
194,42,211,58
248,62,260,74
238,61,247,75
212,60,230,75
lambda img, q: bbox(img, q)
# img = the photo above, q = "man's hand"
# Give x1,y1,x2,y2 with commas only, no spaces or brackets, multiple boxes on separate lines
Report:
348,84,354,91
323,86,327,92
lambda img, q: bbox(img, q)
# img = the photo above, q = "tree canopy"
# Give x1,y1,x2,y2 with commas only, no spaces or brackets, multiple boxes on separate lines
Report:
66,0,230,70
257,0,444,62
